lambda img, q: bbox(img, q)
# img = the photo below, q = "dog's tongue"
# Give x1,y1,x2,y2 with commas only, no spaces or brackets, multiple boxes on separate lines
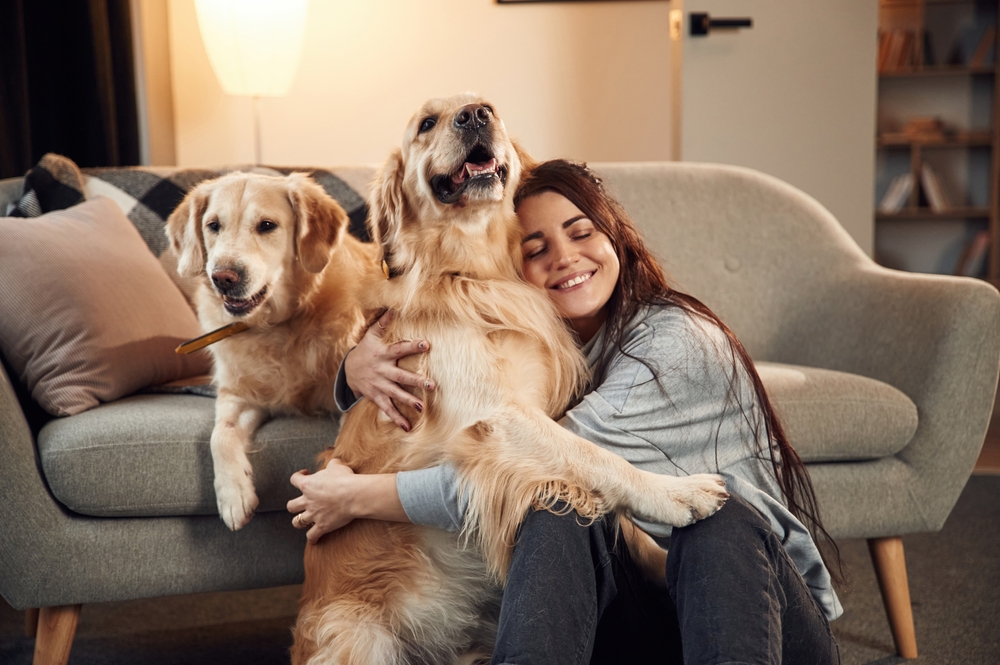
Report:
451,157,498,185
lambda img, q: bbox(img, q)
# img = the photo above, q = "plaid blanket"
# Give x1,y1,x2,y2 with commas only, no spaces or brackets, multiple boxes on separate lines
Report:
6,154,371,254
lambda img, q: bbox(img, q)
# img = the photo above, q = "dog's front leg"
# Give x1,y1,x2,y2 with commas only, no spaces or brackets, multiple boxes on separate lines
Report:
211,392,265,530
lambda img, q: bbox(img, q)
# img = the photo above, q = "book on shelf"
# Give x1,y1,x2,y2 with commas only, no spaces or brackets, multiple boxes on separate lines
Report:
899,30,915,69
919,164,953,212
878,174,914,213
878,30,891,72
954,230,991,278
879,29,916,72
948,24,996,67
922,30,935,67
969,26,996,68
903,116,946,141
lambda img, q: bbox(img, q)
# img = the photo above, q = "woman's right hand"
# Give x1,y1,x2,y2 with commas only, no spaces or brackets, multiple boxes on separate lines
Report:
344,309,434,431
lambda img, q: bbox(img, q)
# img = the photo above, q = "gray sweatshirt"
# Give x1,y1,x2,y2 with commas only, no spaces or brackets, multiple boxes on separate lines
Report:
334,305,843,621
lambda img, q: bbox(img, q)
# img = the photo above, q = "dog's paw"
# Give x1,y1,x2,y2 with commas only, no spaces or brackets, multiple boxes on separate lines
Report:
675,473,729,524
215,468,259,531
639,473,728,527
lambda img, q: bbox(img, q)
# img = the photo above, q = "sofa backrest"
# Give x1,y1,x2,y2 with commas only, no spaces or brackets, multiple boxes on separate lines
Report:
0,178,23,210
3,161,873,363
592,162,872,362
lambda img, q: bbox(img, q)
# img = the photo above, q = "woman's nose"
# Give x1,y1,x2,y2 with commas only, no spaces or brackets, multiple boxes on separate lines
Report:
552,240,578,269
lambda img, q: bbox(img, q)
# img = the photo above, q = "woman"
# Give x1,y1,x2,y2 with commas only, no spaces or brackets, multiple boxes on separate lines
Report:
287,160,842,664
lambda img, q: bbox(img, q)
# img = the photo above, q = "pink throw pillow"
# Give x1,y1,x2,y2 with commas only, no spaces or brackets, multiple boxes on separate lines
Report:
0,196,211,416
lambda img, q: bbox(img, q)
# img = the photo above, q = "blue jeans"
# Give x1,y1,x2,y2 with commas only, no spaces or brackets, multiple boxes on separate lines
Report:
491,494,840,665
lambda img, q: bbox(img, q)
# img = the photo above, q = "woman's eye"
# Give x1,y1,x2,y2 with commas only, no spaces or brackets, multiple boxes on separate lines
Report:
206,220,221,233
573,232,592,241
418,117,437,134
257,220,277,233
525,247,545,260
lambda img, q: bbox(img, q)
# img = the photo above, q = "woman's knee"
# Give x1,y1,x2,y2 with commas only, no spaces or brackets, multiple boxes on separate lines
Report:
666,493,773,580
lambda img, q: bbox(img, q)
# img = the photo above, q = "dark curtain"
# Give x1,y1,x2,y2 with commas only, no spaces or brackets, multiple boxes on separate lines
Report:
0,0,140,179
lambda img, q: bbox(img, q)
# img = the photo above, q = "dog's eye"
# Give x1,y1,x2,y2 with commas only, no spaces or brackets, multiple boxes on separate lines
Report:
257,220,277,234
418,117,437,134
206,220,221,233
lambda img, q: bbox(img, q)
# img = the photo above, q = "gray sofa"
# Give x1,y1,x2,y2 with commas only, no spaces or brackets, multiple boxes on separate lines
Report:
2,162,998,664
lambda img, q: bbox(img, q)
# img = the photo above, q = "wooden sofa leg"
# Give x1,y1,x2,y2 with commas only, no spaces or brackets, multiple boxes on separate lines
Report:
25,607,39,638
33,605,82,665
868,537,918,659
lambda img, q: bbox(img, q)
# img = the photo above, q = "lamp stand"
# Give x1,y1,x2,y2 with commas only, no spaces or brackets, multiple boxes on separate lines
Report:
252,95,262,165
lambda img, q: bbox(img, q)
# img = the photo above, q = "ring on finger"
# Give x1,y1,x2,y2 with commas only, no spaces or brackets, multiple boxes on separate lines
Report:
293,513,315,529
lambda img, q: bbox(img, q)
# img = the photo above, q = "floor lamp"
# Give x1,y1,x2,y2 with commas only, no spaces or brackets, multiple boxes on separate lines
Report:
194,0,308,165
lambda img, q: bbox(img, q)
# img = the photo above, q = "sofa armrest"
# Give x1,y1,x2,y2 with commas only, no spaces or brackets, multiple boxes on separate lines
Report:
0,358,308,610
773,265,1000,531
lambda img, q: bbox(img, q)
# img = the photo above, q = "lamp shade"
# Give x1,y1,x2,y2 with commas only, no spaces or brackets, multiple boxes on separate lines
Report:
194,0,308,97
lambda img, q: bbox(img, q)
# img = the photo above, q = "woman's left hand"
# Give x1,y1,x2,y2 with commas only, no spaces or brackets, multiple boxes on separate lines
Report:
287,459,358,543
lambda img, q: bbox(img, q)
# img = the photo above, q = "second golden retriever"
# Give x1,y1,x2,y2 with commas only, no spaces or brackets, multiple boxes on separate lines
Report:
291,95,728,664
166,172,379,530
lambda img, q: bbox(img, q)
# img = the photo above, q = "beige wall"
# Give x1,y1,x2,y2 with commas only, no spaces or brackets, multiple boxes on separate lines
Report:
158,0,876,252
166,0,676,168
133,0,177,166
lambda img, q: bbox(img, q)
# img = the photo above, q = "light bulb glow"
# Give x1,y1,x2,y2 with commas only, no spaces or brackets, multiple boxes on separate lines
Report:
194,0,308,97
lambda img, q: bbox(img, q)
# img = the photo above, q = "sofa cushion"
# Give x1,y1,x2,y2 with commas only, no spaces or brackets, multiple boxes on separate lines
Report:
37,394,340,518
757,361,918,463
0,197,212,417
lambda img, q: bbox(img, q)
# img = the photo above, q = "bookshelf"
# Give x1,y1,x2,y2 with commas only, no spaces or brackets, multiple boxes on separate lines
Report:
875,0,1000,283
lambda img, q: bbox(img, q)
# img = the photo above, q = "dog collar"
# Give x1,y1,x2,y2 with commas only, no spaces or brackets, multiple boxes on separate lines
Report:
381,248,403,279
175,321,250,354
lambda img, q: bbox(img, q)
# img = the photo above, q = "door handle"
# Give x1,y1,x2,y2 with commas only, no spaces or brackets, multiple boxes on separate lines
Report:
689,12,753,37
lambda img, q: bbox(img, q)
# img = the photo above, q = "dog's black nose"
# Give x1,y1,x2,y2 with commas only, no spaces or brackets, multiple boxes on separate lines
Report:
454,104,492,131
212,268,241,292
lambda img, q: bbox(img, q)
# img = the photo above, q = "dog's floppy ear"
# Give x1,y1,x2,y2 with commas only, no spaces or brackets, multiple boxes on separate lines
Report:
166,184,210,278
511,138,536,174
287,173,348,274
367,148,407,264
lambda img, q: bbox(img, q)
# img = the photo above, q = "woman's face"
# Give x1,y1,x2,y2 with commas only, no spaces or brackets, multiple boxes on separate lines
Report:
517,191,620,343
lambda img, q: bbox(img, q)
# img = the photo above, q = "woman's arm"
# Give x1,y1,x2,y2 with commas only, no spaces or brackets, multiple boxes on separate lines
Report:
287,460,407,543
286,461,468,542
342,309,435,430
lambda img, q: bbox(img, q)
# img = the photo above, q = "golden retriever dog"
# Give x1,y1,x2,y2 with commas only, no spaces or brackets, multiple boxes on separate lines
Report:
291,94,729,665
166,172,379,530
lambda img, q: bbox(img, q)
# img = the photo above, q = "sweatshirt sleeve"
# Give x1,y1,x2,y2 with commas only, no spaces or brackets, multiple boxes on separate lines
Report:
396,464,468,531
333,349,360,413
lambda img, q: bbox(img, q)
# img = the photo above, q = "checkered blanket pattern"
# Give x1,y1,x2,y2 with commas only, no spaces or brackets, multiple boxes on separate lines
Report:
6,153,370,254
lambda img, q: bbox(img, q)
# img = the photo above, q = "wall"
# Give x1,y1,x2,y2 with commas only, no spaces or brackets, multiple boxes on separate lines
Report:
133,0,177,166
166,0,676,168
158,0,877,253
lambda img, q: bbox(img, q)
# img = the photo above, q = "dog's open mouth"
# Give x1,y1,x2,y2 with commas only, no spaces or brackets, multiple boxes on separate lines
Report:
430,144,508,205
222,286,268,316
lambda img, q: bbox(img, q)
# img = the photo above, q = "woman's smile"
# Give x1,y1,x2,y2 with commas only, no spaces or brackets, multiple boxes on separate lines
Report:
552,270,596,290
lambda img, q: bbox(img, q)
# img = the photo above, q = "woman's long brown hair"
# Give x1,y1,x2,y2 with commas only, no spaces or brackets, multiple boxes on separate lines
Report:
513,159,841,582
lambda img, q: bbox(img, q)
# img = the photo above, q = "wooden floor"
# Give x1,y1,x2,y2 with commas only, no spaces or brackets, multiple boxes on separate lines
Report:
974,388,1000,474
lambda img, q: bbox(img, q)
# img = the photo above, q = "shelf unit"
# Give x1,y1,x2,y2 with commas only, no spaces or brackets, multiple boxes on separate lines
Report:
875,0,1000,284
